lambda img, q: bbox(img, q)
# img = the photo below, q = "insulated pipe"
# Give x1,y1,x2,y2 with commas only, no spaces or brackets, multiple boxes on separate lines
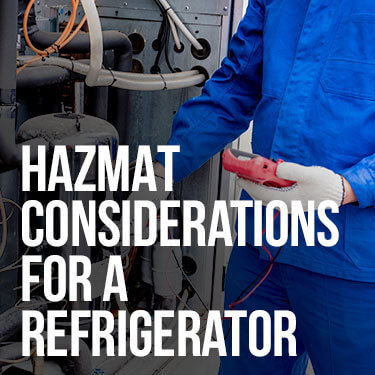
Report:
30,30,132,55
0,343,25,366
0,298,47,343
0,117,48,167
127,69,200,80
17,66,71,89
0,338,91,372
74,60,200,81
19,56,206,91
86,72,206,90
0,0,47,167
22,56,201,81
80,0,103,86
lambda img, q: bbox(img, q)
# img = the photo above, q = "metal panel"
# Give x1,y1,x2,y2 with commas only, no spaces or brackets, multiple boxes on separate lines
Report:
100,9,225,311
96,0,231,16
98,7,222,26
40,0,230,17
100,16,222,151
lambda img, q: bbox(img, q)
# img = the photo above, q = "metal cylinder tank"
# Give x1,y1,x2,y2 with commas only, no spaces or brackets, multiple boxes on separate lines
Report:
18,113,119,310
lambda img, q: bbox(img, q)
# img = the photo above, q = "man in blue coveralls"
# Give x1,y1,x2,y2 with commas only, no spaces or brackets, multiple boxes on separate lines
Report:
156,0,375,374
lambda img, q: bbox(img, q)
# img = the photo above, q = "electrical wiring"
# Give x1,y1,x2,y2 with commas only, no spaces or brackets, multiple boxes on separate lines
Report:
167,289,190,332
152,10,167,70
230,248,276,309
15,299,65,311
1,255,41,275
123,255,130,270
0,192,8,259
162,222,193,310
167,208,210,313
229,211,280,310
19,0,207,88
120,203,282,323
153,0,175,74
224,241,286,340
224,212,290,340
171,249,210,312
0,264,23,273
0,206,15,225
0,247,30,273
164,227,209,313
157,0,204,51
1,198,22,213
124,246,138,281
164,19,176,74
19,0,208,87
14,277,59,306
18,0,82,74
0,198,28,272
17,0,77,74
23,0,79,56
0,351,35,365
164,244,192,311
176,289,189,311
0,196,24,264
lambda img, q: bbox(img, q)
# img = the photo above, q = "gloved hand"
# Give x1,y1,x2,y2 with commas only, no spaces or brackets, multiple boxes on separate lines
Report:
238,162,345,211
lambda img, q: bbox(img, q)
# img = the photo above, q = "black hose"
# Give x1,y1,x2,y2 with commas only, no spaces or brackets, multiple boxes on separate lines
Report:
30,30,132,54
153,0,176,73
17,66,72,89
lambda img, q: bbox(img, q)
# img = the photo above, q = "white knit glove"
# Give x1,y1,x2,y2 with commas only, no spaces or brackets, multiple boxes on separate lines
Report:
238,162,345,211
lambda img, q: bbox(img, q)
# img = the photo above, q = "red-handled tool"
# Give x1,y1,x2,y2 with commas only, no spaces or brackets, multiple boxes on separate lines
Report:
222,149,295,188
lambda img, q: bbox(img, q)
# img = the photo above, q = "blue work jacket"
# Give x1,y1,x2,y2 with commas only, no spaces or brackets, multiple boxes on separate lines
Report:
157,0,375,281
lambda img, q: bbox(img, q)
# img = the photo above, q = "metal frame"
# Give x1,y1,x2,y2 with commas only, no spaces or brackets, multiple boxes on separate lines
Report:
96,0,231,16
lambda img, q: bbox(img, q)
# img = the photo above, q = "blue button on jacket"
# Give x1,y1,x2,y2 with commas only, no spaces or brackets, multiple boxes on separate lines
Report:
157,0,375,281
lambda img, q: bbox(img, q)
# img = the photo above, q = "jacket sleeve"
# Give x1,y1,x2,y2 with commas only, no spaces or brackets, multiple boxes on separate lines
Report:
156,0,265,182
343,154,375,208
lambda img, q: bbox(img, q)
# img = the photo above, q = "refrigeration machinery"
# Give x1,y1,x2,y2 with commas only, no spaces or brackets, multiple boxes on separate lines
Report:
0,0,246,373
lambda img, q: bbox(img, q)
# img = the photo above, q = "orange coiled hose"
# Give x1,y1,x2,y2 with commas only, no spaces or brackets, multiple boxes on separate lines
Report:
18,0,90,74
